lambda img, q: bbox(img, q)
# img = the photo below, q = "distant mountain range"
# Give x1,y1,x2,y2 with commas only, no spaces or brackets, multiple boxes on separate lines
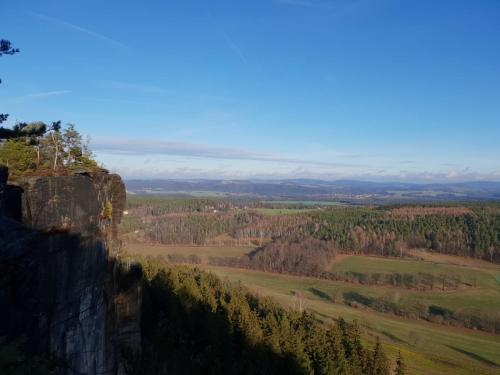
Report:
124,179,500,203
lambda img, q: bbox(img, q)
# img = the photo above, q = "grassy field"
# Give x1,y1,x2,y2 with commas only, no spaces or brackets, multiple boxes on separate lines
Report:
329,255,500,319
123,242,500,321
123,243,254,261
205,265,500,375
409,249,500,270
332,255,500,289
124,241,500,374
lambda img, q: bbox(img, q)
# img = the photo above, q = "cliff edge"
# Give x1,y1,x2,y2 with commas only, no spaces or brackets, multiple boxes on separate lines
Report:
0,168,140,375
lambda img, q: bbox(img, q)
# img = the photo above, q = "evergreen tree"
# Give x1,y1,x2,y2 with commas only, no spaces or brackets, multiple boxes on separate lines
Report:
395,351,406,375
326,324,349,375
23,122,47,168
134,260,392,375
0,121,99,178
371,337,389,375
62,123,82,165
0,139,34,174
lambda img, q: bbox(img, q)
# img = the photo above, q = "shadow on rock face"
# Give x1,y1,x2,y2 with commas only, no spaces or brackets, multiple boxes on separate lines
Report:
0,170,137,375
4,184,23,223
0,219,113,372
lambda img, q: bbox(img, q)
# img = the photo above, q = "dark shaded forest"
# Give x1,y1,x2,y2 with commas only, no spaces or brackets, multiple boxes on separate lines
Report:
131,259,395,375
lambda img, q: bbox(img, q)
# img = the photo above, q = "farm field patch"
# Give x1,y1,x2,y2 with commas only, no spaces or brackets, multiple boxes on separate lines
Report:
205,265,500,375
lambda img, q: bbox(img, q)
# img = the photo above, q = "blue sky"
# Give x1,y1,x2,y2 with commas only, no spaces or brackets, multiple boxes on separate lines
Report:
1,0,499,181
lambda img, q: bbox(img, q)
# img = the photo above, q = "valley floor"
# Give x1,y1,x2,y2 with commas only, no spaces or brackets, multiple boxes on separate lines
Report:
123,243,500,375
205,265,500,375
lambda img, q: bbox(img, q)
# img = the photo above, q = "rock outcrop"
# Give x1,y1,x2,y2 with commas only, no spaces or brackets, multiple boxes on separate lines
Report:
0,169,140,375
5,172,125,239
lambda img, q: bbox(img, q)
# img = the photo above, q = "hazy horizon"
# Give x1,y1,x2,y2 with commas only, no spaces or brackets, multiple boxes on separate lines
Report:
122,175,500,184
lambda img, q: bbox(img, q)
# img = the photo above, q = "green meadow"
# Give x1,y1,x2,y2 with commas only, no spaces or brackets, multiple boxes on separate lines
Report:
205,265,500,375
331,255,500,289
123,236,500,374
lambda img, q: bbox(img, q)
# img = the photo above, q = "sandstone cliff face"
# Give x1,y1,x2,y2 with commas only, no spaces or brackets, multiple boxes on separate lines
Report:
6,172,125,240
0,170,139,375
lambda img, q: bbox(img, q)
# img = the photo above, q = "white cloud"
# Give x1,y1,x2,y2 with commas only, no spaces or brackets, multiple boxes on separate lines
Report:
92,137,361,168
92,138,500,182
103,159,500,182
15,90,71,100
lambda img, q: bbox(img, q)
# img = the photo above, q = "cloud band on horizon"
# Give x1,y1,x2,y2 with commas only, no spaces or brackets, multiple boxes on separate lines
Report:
92,137,362,168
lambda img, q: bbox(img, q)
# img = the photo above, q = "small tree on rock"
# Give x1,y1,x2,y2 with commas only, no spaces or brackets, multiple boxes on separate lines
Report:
48,121,62,170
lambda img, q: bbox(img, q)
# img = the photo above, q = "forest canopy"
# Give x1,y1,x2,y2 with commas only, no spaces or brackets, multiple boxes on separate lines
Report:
133,258,393,375
0,122,99,179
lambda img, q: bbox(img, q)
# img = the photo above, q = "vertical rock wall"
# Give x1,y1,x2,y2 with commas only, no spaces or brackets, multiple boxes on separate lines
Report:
0,170,139,375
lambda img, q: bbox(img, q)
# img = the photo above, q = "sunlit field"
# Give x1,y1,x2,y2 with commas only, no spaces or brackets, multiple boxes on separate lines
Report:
123,241,500,374
206,265,500,375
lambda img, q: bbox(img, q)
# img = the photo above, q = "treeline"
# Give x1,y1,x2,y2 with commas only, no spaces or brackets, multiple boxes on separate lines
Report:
210,237,472,291
124,209,311,246
124,198,500,262
330,271,472,291
125,196,283,216
127,196,239,214
308,205,500,262
341,291,500,334
133,259,396,375
0,122,98,179
232,212,311,240
141,212,235,244
210,236,337,276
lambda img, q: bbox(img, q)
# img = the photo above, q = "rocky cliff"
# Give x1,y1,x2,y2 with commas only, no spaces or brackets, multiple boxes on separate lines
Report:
0,169,140,375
